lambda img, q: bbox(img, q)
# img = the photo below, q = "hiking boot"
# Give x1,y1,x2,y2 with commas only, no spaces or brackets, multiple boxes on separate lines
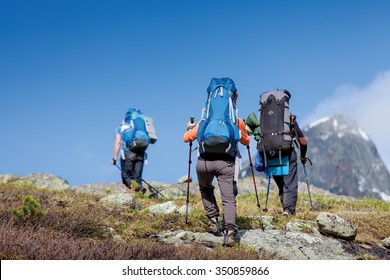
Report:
282,209,295,216
132,180,146,193
282,210,290,217
135,186,147,193
207,217,223,236
223,230,237,247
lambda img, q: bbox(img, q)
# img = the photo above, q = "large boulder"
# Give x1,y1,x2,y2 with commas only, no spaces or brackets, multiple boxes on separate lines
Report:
0,173,70,191
316,212,357,240
0,174,19,184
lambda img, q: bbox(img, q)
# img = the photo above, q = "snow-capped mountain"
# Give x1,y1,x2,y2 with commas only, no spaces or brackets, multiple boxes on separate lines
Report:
300,114,390,201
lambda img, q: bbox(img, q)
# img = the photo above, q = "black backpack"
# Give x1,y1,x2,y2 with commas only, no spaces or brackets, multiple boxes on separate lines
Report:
258,89,293,164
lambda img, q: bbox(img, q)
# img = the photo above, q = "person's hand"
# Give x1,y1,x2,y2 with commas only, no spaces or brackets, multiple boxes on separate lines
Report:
186,121,196,131
245,124,253,135
300,156,307,165
111,158,116,165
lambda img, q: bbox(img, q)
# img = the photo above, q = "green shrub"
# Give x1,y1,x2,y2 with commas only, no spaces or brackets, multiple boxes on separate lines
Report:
11,195,45,220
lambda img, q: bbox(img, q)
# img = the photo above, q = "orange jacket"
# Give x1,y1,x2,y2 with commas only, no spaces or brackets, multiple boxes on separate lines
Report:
183,118,250,146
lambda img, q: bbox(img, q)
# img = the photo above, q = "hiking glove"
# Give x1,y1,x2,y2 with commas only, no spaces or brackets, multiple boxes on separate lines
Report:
186,121,196,131
300,156,307,165
245,124,253,135
112,158,116,165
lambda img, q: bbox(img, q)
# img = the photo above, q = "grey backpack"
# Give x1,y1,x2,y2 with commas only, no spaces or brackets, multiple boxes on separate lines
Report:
258,89,293,163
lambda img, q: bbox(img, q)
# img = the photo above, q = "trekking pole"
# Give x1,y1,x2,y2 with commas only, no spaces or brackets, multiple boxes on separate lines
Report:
114,163,166,198
141,179,167,199
114,163,128,181
263,176,271,212
113,162,134,186
246,145,265,230
302,157,314,210
185,116,195,224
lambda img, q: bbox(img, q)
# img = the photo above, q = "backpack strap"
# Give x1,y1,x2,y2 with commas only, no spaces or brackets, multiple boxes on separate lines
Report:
206,90,212,118
289,114,300,149
228,91,236,123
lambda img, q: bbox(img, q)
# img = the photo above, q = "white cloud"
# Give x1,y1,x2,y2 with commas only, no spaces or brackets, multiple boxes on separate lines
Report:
303,70,390,171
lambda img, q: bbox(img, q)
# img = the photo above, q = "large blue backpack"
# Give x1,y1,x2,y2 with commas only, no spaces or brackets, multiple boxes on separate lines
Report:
121,109,150,153
197,77,240,157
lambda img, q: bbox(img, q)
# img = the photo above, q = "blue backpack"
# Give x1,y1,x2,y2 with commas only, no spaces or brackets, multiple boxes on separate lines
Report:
197,77,240,157
121,109,150,153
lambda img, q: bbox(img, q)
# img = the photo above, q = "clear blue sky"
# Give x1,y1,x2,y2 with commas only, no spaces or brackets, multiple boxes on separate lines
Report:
1,0,390,186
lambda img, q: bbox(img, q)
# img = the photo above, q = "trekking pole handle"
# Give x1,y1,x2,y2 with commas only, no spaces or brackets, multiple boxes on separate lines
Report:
187,117,195,133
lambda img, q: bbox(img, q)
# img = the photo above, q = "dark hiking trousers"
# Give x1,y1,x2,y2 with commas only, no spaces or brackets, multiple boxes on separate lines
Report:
196,158,238,232
273,148,298,214
121,150,144,189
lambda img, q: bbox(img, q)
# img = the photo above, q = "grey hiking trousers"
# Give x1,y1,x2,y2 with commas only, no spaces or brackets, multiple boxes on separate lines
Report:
196,158,238,232
273,148,298,214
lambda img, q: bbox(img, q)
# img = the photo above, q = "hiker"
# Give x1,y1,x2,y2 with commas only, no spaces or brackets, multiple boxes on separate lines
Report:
253,90,308,216
272,120,307,216
111,108,157,193
183,77,250,246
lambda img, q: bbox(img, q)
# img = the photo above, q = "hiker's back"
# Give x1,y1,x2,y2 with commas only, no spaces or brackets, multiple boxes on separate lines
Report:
197,77,240,158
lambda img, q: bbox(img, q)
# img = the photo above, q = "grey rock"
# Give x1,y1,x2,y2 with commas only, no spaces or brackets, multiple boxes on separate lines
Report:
157,230,184,244
241,229,352,259
159,185,188,199
100,193,139,209
248,215,277,230
316,212,357,240
177,175,191,184
176,231,195,241
112,235,123,242
193,232,225,245
145,201,177,215
0,173,71,191
381,237,390,249
0,174,19,184
103,227,123,242
158,228,354,260
286,221,320,234
21,173,70,190
177,205,191,214
74,182,126,195
101,227,116,238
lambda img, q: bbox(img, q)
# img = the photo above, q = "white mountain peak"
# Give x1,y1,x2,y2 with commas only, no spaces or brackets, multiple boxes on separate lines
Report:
306,114,371,142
